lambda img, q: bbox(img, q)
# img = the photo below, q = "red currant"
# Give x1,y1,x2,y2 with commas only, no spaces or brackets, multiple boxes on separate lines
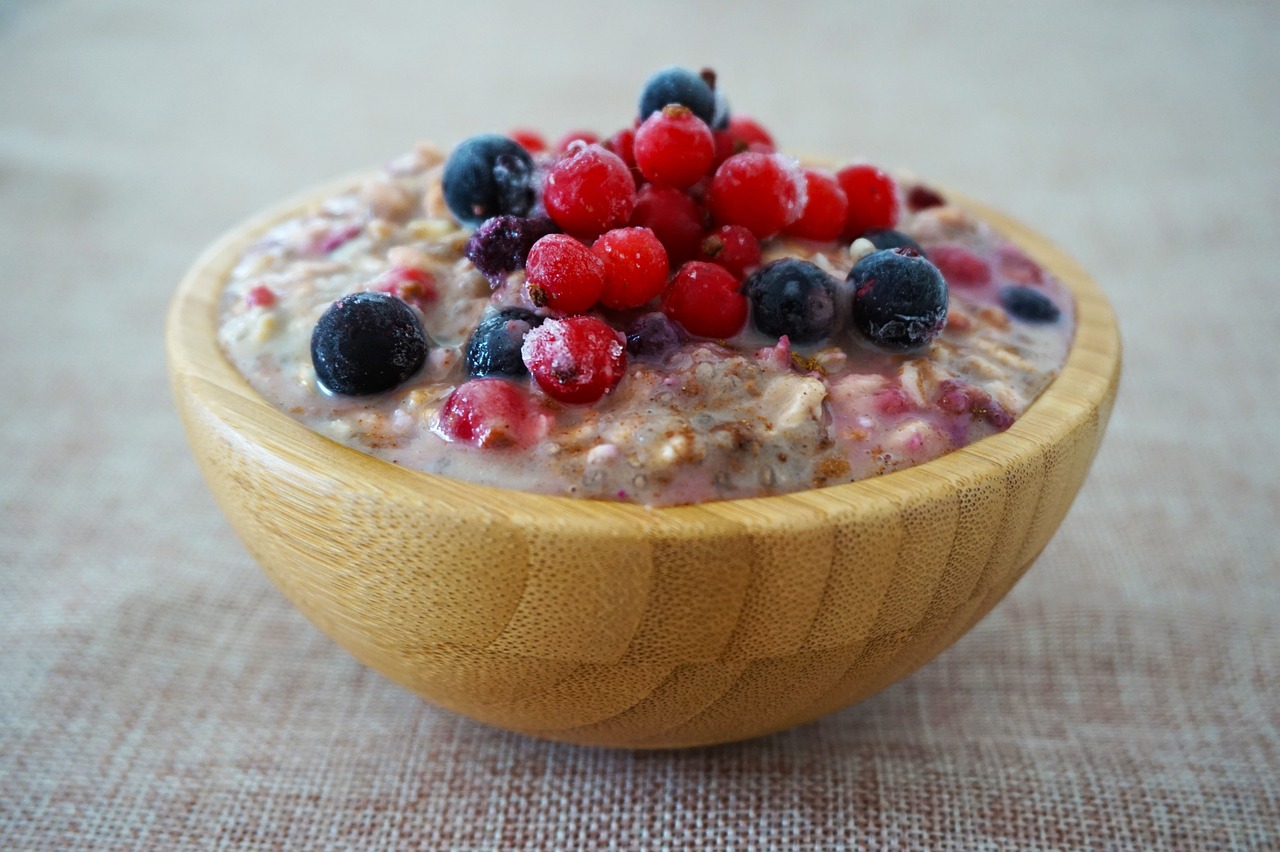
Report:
436,378,548,449
543,144,637,239
928,244,992,288
554,129,600,153
633,105,715,189
726,115,775,149
996,244,1045,285
837,164,900,240
628,185,706,264
509,128,547,154
661,261,747,339
524,234,606,313
783,168,848,241
374,266,436,311
906,184,946,212
707,152,806,238
591,227,670,310
245,285,276,308
697,225,761,279
522,315,628,404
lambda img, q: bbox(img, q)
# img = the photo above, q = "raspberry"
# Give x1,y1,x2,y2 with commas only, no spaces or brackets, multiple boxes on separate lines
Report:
707,152,806,239
245,285,276,308
628,185,706,264
633,105,715,189
554,130,600,152
543,144,637,239
906,184,947,212
524,234,606,314
522,315,628,404
509,128,547,154
837,164,900,240
927,244,992,288
783,168,848,241
435,378,548,449
591,227,670,310
697,225,760,279
661,261,747,339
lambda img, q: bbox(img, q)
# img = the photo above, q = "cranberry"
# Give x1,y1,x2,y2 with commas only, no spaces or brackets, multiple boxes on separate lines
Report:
245,285,276,308
661,261,747,339
524,234,606,314
783,168,849,242
509,128,547,154
522,316,628,404
697,224,761,279
543,144,637,239
708,152,806,239
836,164,900,240
633,105,716,190
436,378,548,448
629,185,706,264
928,244,992,288
591,227,670,310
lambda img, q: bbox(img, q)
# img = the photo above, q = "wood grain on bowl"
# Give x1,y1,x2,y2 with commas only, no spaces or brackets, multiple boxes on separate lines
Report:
167,179,1120,748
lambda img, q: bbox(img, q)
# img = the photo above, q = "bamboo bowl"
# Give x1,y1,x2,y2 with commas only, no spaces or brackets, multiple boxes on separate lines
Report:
167,179,1120,749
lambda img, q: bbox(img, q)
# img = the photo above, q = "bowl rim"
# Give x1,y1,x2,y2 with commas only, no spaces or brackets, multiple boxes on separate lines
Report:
167,172,1121,535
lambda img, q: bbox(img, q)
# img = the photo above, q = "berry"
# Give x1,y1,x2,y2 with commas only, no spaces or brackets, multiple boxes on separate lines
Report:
524,234,606,314
999,286,1061,323
591,227,670,310
522,315,628,404
638,66,716,126
509,128,547,154
860,228,924,255
697,225,761,278
708,152,806,238
928,243,992,288
605,127,637,168
245,285,276,308
848,248,948,351
310,292,428,395
464,215,559,285
464,308,544,378
744,259,839,344
436,378,548,449
836,164,899,240
711,90,731,131
374,266,437,311
629,185,706,263
906,184,946,212
996,244,1045,285
543,144,637,239
633,105,715,189
661,261,747,339
626,312,683,359
554,129,600,152
442,134,536,227
726,115,775,149
783,168,848,241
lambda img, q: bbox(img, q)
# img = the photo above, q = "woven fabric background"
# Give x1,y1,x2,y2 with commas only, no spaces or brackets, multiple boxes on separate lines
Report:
2,0,1277,848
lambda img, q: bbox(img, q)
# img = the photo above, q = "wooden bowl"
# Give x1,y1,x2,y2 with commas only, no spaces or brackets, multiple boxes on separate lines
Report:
167,178,1120,749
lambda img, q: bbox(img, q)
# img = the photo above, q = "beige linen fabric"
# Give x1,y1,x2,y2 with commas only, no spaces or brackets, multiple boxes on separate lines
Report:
2,0,1277,848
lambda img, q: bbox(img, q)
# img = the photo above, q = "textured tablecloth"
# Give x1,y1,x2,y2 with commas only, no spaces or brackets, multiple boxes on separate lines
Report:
3,0,1277,848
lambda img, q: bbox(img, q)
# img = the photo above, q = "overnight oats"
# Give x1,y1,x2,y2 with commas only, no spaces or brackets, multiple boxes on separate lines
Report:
217,68,1074,507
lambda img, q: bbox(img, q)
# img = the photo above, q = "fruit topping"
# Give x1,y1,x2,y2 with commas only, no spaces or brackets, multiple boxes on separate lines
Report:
996,244,1045,285
464,307,544,378
629,185,706,264
442,134,536,227
464,215,559,285
999,285,1061,323
906,184,947,212
310,292,428,395
725,115,775,150
522,315,628,404
374,266,437,311
245,285,276,308
436,378,549,448
638,66,717,126
708,152,806,239
697,224,761,279
509,128,547,154
633,105,716,189
928,243,992,288
554,130,601,152
783,168,849,242
848,248,948,351
542,144,637,239
860,228,924,255
661,261,748,339
625,312,683,359
744,258,839,344
591,227,670,310
524,233,607,314
836,164,900,240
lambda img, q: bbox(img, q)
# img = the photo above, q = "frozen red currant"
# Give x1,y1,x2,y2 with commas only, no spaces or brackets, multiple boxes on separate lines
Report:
633,105,716,189
783,168,848,241
661,261,747,339
697,225,761,279
591,227,670,310
707,152,806,239
543,144,637,239
928,244,992,288
521,315,628,404
906,184,946,212
628,185,706,264
726,115,775,150
435,378,548,449
374,266,437,311
509,128,547,154
837,164,900,240
524,234,607,314
554,130,600,153
245,285,276,308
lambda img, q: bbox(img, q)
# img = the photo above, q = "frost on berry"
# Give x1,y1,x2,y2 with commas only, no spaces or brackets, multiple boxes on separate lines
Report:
521,316,628,404
464,215,559,285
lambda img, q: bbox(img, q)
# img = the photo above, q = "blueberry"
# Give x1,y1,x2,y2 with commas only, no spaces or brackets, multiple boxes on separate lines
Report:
638,67,716,126
711,90,731,131
311,292,428,395
860,228,924,255
999,285,1061,323
744,258,838,344
464,307,543,378
442,134,536,227
848,248,948,351
626,311,683,359
464,215,558,285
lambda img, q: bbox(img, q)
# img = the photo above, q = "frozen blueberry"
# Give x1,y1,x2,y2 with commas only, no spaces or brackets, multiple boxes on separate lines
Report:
626,311,683,359
860,228,924,255
638,67,716,126
744,258,838,344
1000,285,1061,323
311,292,428,395
711,90,731,131
848,248,948,351
442,134,536,227
464,215,559,285
464,307,543,378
